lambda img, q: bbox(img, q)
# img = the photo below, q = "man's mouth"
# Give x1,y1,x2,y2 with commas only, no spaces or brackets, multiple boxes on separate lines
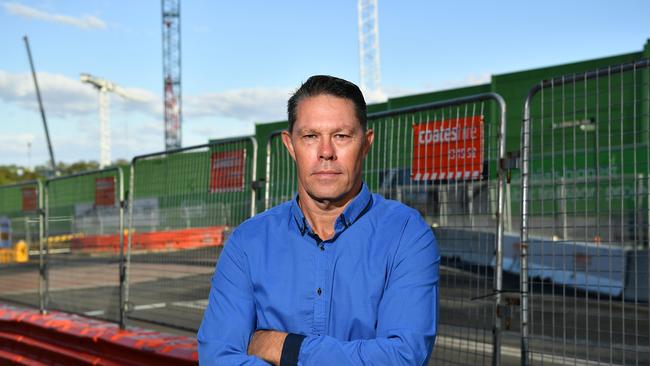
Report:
313,170,341,176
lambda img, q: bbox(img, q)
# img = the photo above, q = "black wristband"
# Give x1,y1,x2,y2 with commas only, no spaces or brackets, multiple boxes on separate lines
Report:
280,333,306,366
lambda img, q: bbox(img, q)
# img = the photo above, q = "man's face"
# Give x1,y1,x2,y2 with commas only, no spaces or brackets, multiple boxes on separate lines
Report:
282,94,373,205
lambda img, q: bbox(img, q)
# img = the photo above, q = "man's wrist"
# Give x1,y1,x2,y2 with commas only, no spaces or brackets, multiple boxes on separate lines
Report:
279,333,306,366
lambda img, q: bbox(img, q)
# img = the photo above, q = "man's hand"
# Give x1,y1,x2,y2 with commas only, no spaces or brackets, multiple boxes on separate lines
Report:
247,330,288,365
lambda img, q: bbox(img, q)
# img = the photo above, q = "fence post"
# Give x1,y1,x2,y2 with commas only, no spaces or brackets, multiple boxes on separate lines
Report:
42,180,50,314
248,136,258,218
37,180,46,314
493,93,507,366
116,167,126,329
124,162,136,329
521,86,535,366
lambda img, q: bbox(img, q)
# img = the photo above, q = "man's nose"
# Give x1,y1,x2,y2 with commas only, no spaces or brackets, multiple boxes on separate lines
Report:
318,137,336,161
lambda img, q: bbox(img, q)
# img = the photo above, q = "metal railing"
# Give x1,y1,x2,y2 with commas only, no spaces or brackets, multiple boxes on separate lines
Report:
0,180,44,312
125,136,257,330
520,58,650,365
44,167,125,325
1,58,647,365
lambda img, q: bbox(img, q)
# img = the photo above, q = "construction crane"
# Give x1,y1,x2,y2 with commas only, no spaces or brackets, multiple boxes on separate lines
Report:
357,0,384,102
80,73,141,168
162,0,182,150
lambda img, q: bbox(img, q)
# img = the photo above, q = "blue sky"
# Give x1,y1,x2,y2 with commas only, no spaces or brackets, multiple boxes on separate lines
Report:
0,0,648,167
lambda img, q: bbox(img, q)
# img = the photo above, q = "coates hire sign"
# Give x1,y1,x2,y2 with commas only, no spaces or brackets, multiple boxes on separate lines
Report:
411,116,484,181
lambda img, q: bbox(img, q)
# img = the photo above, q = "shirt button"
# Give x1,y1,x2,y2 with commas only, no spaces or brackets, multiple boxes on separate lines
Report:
317,288,322,295
319,245,325,251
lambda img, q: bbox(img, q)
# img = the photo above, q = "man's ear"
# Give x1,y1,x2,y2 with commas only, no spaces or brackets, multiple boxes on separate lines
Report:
281,130,297,162
362,128,374,157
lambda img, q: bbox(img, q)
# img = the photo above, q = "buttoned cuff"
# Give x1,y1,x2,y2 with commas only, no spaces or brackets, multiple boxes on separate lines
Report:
280,333,306,366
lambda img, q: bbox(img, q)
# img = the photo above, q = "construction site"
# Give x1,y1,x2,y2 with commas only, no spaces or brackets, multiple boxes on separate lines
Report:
0,1,649,365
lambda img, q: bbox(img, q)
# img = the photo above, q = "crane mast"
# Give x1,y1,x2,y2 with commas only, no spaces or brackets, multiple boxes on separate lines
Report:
162,0,182,150
357,0,384,102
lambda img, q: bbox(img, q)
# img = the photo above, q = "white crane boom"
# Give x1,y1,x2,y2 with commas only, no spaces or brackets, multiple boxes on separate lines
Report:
80,73,141,168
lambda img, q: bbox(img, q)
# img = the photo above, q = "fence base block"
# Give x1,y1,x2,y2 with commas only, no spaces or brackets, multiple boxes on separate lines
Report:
0,303,197,366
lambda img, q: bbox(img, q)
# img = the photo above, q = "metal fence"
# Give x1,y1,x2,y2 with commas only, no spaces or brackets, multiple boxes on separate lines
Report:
520,59,650,365
44,168,125,325
2,61,648,366
265,130,297,209
0,180,44,311
265,94,508,365
125,136,257,330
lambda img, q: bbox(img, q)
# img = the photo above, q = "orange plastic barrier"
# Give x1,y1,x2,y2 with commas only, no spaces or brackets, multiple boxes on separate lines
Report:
0,304,197,366
70,226,226,253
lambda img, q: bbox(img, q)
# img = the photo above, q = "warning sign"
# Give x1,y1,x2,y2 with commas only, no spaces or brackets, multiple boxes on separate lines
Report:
210,150,246,192
21,187,38,212
411,116,484,181
95,177,116,207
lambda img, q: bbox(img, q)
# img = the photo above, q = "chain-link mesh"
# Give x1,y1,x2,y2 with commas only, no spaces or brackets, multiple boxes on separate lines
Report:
265,131,297,209
520,59,650,365
44,168,124,323
0,181,43,310
125,137,257,330
265,95,507,365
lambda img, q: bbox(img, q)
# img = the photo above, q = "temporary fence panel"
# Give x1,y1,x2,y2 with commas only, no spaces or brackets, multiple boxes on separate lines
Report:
369,96,507,366
264,94,508,366
125,137,257,330
520,59,650,365
0,180,44,310
44,168,125,325
265,131,297,209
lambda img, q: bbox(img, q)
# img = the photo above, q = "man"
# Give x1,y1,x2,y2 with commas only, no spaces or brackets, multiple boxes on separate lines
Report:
198,75,440,365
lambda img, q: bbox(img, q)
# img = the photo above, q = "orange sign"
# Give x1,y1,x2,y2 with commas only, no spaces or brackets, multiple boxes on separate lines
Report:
95,177,115,206
210,150,246,192
411,116,484,180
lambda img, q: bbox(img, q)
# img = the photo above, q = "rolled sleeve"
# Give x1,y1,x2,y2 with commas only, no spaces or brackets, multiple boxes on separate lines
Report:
198,231,269,365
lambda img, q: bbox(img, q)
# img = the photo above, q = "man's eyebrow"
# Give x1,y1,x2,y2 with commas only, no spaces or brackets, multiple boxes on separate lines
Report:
296,126,357,134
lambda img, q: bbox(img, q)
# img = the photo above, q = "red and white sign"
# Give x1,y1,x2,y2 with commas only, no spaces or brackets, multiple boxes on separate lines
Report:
210,150,246,192
411,116,484,181
21,187,38,212
95,177,116,207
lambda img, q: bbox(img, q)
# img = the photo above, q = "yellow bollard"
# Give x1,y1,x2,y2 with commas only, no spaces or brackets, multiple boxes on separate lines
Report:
15,240,28,263
0,249,10,263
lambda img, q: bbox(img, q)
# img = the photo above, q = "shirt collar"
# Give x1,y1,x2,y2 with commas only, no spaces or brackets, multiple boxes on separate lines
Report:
289,182,373,237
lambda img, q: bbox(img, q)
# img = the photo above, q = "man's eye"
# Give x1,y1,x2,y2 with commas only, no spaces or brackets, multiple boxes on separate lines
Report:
303,134,317,139
334,134,350,139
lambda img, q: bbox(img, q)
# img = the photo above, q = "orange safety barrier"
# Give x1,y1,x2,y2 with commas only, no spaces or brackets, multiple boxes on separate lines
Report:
0,304,197,366
69,226,226,254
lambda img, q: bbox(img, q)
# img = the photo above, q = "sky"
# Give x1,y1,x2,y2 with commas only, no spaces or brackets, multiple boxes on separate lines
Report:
0,0,648,168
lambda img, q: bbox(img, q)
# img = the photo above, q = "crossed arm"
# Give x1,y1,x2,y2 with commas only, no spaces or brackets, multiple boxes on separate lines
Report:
197,223,440,365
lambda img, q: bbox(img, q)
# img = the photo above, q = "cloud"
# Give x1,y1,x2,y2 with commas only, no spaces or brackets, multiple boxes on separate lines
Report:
4,2,107,30
439,72,492,90
184,87,290,123
0,70,159,118
0,133,35,155
0,69,289,124
382,73,493,99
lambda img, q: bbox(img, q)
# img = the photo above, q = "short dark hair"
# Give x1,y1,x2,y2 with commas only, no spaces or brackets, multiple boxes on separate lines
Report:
287,75,367,132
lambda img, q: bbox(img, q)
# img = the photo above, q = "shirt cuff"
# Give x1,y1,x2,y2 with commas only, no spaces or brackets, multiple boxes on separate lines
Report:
280,333,306,366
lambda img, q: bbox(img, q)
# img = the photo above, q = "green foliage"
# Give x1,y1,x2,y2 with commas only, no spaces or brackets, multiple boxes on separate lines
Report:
0,160,126,185
0,165,42,185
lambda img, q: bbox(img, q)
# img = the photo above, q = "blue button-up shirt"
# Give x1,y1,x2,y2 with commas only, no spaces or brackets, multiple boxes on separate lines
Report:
198,183,440,365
